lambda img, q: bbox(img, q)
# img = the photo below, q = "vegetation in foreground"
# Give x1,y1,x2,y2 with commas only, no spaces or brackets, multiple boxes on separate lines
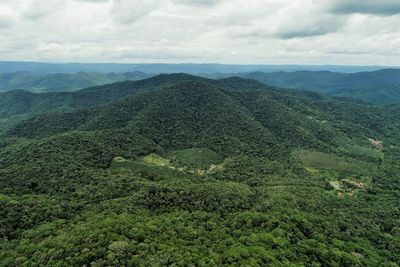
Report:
0,75,399,266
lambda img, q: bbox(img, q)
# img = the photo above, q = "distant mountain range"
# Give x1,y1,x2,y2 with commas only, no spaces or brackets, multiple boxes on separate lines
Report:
1,67,399,105
0,61,397,74
0,71,151,92
212,69,400,105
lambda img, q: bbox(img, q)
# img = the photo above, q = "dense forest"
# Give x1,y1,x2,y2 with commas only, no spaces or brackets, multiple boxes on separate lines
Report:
0,74,399,266
1,67,399,106
0,71,151,92
210,69,400,105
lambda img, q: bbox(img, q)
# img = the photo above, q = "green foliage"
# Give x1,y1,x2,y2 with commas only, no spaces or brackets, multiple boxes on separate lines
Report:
0,73,206,135
0,129,159,194
0,74,399,266
141,153,172,167
241,69,400,105
0,194,82,240
142,181,255,212
295,150,378,175
167,148,223,169
0,71,151,92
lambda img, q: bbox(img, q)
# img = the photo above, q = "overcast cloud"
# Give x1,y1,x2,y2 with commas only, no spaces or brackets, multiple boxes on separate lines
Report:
0,0,399,65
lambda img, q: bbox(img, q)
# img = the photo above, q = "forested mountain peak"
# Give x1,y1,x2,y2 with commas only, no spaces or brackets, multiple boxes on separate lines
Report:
1,74,399,266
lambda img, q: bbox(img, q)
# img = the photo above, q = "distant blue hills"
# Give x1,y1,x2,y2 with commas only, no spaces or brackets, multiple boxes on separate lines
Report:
0,61,399,105
0,61,397,74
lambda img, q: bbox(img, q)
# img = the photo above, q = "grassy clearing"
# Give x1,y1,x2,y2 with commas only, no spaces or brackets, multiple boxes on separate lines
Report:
111,149,225,178
304,167,319,174
296,150,377,175
142,153,171,167
113,156,128,163
167,148,223,169
329,181,341,190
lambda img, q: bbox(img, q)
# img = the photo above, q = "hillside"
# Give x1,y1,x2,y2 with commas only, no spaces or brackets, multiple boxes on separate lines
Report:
233,69,400,105
1,68,399,106
0,73,205,134
332,84,400,105
0,71,151,92
0,75,399,266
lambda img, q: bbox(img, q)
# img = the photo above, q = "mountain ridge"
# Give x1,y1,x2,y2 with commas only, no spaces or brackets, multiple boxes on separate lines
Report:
0,73,399,266
230,69,400,105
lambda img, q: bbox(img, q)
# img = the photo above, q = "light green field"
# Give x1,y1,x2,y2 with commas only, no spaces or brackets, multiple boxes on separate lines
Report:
329,181,341,190
296,150,377,175
142,153,171,167
110,157,188,181
167,148,223,169
111,149,224,177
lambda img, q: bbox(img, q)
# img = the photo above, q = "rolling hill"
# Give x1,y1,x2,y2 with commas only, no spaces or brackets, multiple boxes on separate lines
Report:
0,74,399,266
0,73,207,133
0,71,151,92
232,69,400,105
1,68,399,106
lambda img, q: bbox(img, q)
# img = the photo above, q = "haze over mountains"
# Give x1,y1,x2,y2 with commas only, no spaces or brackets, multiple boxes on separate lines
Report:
233,69,400,105
0,71,151,92
1,61,396,74
1,62,399,105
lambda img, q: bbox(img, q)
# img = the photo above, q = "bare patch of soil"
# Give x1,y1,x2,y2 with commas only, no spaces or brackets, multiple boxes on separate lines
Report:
368,138,383,150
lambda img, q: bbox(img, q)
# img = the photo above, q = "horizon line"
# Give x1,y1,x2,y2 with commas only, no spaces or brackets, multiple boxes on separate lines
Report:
1,60,399,68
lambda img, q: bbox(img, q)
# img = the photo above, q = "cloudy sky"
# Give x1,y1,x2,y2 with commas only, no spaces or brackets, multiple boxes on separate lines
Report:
0,0,399,65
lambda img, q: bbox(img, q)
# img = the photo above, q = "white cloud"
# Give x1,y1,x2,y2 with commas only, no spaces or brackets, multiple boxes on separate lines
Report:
20,0,64,20
173,0,222,7
0,0,399,65
0,2,18,29
111,0,158,24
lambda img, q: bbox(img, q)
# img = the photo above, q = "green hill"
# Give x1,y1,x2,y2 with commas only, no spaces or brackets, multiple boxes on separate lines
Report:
0,71,151,92
332,84,400,105
0,75,399,266
0,73,205,134
234,69,400,105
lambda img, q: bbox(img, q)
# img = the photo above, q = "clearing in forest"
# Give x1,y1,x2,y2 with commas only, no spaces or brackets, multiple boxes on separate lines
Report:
296,150,377,175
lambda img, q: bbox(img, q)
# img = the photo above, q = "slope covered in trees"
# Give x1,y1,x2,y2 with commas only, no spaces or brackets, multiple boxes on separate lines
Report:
0,73,206,134
1,67,399,106
227,69,400,105
0,71,151,92
0,75,399,266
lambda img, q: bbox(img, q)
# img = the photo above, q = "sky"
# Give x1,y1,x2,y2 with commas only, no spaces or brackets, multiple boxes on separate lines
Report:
0,0,399,65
